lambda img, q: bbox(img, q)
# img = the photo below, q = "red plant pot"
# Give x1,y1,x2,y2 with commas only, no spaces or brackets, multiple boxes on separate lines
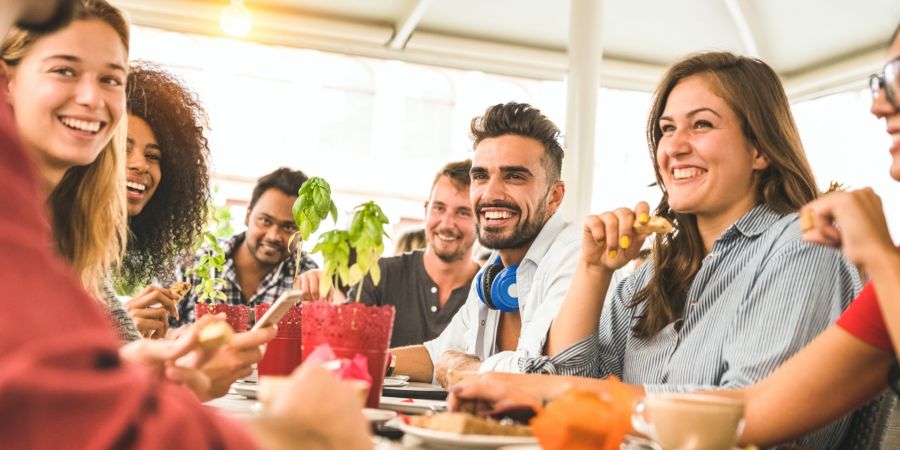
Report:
301,302,395,408
195,303,251,332
256,303,303,376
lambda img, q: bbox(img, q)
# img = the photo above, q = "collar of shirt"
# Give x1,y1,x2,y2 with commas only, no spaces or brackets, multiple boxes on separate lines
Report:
715,204,784,245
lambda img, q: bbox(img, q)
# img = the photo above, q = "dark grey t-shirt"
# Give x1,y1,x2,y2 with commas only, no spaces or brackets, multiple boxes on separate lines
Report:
350,250,471,348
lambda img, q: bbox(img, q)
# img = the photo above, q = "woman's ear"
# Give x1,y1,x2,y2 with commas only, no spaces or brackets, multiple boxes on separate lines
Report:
751,147,770,171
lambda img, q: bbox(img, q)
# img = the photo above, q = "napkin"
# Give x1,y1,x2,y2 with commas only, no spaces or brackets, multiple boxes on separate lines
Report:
305,343,372,388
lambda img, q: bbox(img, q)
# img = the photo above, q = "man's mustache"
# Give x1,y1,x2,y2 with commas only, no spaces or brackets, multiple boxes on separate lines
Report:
475,201,520,216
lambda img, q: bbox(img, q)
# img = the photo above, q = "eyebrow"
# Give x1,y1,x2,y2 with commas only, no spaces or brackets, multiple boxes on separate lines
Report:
659,107,722,122
470,165,534,176
42,54,126,73
257,212,297,226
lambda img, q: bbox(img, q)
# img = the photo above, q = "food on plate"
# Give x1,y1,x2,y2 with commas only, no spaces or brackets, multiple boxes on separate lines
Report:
633,215,673,235
198,320,234,349
531,381,635,450
408,412,531,437
169,281,192,301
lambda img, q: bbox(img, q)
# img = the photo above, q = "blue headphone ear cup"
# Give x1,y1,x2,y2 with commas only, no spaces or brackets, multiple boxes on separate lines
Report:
477,263,505,309
490,264,519,312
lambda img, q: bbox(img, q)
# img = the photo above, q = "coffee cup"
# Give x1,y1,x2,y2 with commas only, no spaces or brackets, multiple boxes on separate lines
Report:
632,393,744,450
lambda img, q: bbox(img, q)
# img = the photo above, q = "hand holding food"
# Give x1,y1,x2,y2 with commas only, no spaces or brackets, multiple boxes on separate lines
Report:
126,283,187,338
198,320,235,349
799,188,896,268
581,202,670,271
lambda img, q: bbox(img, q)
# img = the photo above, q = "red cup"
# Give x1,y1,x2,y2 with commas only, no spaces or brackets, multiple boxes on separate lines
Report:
256,303,303,376
195,303,250,331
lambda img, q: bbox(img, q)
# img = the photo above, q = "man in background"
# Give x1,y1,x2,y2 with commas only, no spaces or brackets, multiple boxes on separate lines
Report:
177,167,317,324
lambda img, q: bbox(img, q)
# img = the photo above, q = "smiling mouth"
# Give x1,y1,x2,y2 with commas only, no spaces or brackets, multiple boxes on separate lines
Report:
126,181,147,195
672,167,706,181
59,116,104,134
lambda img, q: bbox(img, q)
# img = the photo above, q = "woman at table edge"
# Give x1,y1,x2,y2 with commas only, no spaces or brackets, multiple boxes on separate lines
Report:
449,20,900,449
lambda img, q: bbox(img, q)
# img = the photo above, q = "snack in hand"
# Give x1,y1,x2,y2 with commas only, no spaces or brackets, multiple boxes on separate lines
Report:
799,210,814,232
633,215,673,235
198,320,234,349
169,281,192,302
409,412,531,437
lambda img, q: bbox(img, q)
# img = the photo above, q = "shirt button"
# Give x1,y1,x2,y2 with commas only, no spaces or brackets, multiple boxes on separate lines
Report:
430,286,437,294
430,305,437,313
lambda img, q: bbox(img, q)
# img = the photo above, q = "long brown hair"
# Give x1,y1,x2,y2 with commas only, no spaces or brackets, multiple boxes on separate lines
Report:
631,52,818,338
1,0,130,295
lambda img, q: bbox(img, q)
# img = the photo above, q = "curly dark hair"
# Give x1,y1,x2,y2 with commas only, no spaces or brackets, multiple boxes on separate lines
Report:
117,61,211,293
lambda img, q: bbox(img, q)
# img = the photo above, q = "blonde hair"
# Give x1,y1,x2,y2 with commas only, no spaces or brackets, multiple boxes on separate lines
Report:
2,0,130,295
51,122,128,295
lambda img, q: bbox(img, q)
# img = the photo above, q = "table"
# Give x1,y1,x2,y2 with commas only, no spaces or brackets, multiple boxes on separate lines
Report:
206,388,434,449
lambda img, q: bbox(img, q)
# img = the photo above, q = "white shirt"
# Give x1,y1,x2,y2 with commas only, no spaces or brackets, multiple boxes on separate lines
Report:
423,212,589,378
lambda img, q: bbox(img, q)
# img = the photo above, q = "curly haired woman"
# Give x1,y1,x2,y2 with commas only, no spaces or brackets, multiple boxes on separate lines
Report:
118,61,213,339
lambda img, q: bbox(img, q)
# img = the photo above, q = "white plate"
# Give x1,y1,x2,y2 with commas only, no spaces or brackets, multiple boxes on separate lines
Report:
379,396,447,414
363,408,398,424
232,383,259,399
396,420,537,450
382,378,409,387
385,375,410,382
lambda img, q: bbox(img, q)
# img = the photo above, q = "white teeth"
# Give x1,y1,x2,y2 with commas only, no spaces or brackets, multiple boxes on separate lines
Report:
60,117,101,133
484,211,512,220
673,168,705,180
127,181,146,192
436,234,457,241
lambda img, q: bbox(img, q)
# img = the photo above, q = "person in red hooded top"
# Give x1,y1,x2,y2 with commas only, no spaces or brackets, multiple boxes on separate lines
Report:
0,1,372,449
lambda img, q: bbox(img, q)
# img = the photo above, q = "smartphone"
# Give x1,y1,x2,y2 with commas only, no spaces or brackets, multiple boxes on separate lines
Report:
252,290,302,330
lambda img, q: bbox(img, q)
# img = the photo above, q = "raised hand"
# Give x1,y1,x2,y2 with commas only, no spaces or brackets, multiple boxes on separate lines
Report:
800,188,896,268
581,201,653,271
125,285,180,338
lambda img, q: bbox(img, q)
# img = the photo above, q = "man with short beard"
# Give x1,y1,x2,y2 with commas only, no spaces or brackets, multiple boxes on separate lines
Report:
392,102,616,386
176,167,317,325
299,160,480,347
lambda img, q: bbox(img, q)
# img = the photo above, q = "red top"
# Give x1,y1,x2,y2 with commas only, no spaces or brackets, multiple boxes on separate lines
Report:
836,282,894,352
0,85,257,448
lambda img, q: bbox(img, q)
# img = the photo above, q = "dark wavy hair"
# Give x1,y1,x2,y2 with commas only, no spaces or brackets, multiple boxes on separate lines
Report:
117,61,211,293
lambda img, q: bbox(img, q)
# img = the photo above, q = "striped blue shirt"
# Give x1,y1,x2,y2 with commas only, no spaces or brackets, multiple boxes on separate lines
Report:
523,205,862,449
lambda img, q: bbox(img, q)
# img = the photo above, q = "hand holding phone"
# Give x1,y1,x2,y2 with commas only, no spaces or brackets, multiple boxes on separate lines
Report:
252,290,301,330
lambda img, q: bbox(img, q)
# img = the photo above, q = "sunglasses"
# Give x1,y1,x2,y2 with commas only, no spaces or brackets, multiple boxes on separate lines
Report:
870,56,900,111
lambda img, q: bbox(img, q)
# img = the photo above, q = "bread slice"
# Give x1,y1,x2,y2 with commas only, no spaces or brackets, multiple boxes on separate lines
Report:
633,215,673,235
169,281,192,302
409,412,531,437
198,321,234,349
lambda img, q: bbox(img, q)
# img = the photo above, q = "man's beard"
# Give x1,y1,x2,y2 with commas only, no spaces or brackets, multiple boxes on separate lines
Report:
430,230,470,263
249,238,287,266
476,192,549,250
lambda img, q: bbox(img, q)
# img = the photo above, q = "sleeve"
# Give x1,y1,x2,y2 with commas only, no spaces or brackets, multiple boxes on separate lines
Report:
645,241,861,394
0,142,258,449
521,267,639,378
481,237,581,373
423,283,477,368
836,282,894,352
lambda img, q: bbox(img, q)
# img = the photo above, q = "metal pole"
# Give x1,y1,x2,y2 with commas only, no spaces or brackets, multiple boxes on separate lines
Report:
561,0,604,223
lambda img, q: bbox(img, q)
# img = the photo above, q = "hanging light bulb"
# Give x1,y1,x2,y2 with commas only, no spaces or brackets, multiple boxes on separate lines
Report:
220,0,252,37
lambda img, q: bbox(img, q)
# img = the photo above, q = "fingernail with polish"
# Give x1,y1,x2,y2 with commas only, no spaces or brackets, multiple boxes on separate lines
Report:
609,249,618,259
620,235,631,249
639,213,649,224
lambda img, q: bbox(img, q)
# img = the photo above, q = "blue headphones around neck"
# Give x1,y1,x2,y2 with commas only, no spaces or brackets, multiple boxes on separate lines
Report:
475,255,519,312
